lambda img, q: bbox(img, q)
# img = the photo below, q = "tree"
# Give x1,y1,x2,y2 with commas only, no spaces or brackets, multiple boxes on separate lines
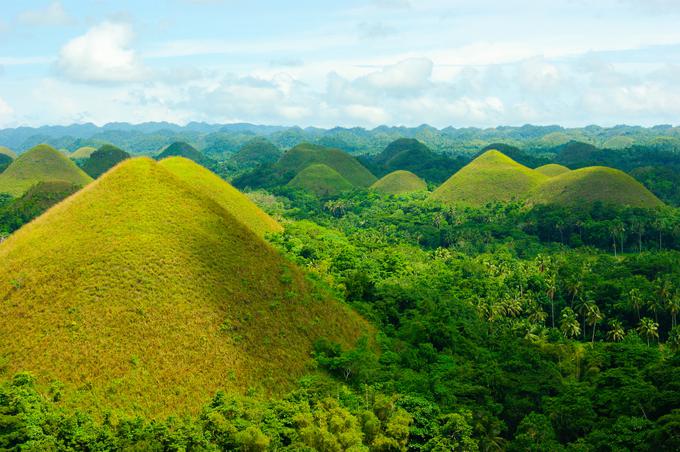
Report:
585,303,603,344
668,293,680,329
606,319,625,342
638,317,659,346
627,288,643,322
560,307,581,339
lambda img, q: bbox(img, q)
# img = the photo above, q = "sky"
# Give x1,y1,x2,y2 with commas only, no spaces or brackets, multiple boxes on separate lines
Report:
1,0,680,129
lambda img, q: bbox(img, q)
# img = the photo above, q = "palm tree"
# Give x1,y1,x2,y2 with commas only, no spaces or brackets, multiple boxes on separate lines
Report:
668,326,680,352
627,288,643,322
655,278,674,324
638,317,659,346
546,272,558,328
560,307,581,339
574,296,594,340
667,294,680,329
586,303,603,344
606,319,625,342
527,301,548,325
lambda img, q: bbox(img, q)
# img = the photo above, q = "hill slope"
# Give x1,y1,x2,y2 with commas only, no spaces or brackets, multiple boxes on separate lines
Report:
430,150,547,206
159,157,282,237
0,158,368,417
535,164,571,177
82,144,131,178
0,144,93,196
530,166,664,208
278,143,376,187
70,146,97,160
371,170,428,195
0,146,17,159
231,138,282,167
0,154,12,173
287,163,354,197
0,181,80,233
156,141,212,165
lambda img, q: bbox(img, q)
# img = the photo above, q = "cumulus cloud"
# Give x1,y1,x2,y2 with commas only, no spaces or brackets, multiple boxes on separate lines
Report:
360,58,433,92
18,1,72,27
0,97,14,126
57,21,147,83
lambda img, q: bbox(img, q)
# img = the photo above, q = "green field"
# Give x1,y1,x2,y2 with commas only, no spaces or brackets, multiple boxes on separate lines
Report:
0,144,93,197
0,157,368,417
371,170,427,195
535,163,571,177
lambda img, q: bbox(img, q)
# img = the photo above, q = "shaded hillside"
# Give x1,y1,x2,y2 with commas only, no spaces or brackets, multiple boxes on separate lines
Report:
431,150,547,206
82,144,130,178
0,181,79,234
159,156,282,237
371,170,428,195
530,166,664,208
366,138,466,184
0,158,368,417
0,146,17,159
0,144,92,197
535,164,571,177
230,138,282,167
287,163,354,197
0,154,12,173
630,166,680,206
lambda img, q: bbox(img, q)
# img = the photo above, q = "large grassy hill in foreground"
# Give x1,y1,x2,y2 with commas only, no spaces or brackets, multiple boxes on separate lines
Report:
159,156,282,237
0,157,368,417
430,150,547,206
529,166,664,208
371,170,428,195
0,144,92,197
287,163,354,197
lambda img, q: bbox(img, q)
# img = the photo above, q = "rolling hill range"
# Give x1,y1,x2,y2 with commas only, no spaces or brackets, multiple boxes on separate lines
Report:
287,163,354,197
0,144,93,197
70,146,97,160
371,170,428,195
431,150,547,206
529,166,664,208
159,157,282,237
0,157,368,417
535,163,571,177
82,144,130,178
231,137,282,167
156,141,212,166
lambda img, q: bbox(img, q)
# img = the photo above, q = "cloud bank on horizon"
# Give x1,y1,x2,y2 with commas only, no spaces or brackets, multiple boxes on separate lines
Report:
0,0,679,128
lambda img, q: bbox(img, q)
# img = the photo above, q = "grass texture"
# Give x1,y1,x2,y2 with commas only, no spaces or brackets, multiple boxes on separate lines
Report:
371,170,428,195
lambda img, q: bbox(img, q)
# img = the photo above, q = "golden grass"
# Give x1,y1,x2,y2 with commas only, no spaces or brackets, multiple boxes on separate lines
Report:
0,144,92,197
0,146,16,159
430,150,547,206
0,157,369,417
371,170,428,195
70,146,98,159
535,164,571,177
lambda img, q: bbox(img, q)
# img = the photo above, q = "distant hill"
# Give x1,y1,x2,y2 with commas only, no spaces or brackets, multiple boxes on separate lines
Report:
159,157,282,237
430,150,547,206
0,181,79,233
70,146,98,160
535,164,571,177
231,137,282,167
82,144,131,178
0,146,17,159
371,170,427,195
0,144,93,197
529,166,664,208
156,141,212,165
479,143,552,168
287,163,354,197
0,154,12,173
234,143,376,190
0,157,368,417
368,138,465,184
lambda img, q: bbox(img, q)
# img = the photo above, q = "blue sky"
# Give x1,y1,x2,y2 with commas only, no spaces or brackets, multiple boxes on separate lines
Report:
1,0,680,128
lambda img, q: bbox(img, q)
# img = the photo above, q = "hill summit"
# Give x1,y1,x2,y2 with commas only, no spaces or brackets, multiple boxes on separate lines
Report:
430,150,547,206
156,141,211,165
287,163,354,197
82,144,131,178
0,157,368,417
371,170,428,195
0,144,92,197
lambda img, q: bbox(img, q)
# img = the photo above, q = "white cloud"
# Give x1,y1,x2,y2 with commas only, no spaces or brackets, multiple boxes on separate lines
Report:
361,58,433,91
57,21,147,83
0,97,14,126
18,1,72,27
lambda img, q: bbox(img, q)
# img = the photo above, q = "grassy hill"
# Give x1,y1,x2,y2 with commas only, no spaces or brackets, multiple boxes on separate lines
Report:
70,146,97,160
287,163,354,197
156,141,212,165
430,150,547,206
231,137,282,167
479,143,551,168
0,157,368,417
0,154,12,173
82,144,131,178
0,144,93,197
277,143,376,187
529,166,664,208
159,157,282,237
535,163,571,177
371,170,428,195
0,181,79,234
0,146,17,159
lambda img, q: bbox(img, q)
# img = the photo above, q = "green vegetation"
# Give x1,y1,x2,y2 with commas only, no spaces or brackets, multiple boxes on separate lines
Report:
535,163,571,177
159,156,283,237
0,158,367,417
431,150,547,206
0,154,12,173
69,146,97,160
81,144,131,178
370,170,427,195
156,141,213,166
0,144,92,197
0,146,17,159
531,166,664,208
231,137,282,167
287,163,354,197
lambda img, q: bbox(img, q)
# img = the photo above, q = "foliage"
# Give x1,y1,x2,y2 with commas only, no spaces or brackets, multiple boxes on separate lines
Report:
81,144,131,178
287,164,355,197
